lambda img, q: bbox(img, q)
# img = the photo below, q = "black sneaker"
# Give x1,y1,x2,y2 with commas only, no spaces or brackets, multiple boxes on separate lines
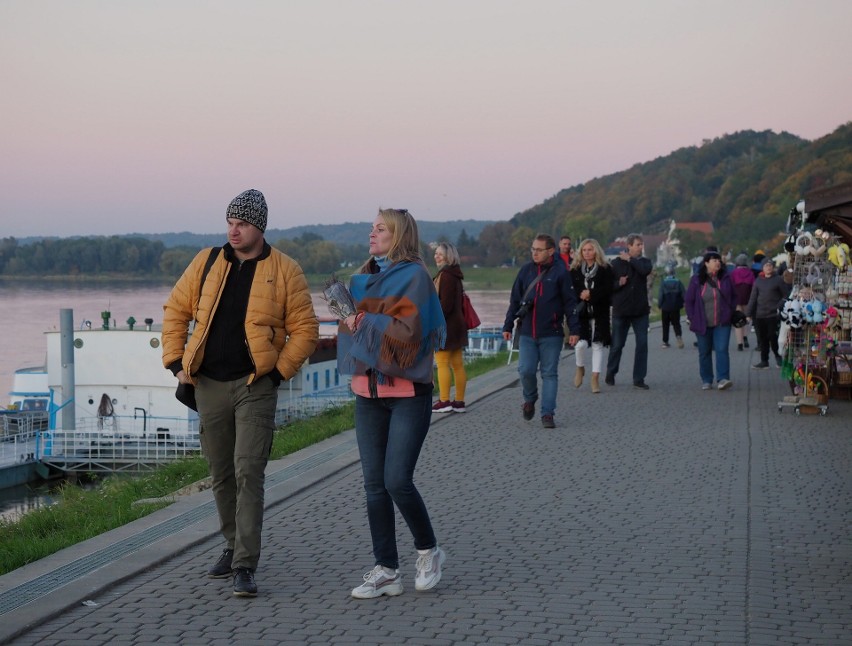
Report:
743,337,749,348
633,381,650,390
522,401,535,421
541,414,555,429
208,548,234,579
774,354,783,367
605,373,615,386
233,567,257,597
753,362,769,370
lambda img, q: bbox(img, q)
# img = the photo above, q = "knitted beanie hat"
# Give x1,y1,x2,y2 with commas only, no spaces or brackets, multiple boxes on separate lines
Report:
226,189,267,232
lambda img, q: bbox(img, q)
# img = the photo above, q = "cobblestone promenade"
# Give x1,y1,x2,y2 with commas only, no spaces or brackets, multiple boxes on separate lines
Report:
1,330,850,645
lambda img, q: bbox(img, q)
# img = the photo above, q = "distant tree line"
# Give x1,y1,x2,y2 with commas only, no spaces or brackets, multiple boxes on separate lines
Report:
0,236,172,277
0,230,498,278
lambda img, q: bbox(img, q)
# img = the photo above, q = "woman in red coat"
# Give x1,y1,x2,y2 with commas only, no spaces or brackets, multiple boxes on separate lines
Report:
432,242,468,413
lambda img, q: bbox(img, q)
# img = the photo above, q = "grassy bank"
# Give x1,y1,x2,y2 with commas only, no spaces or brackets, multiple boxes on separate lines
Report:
0,351,510,576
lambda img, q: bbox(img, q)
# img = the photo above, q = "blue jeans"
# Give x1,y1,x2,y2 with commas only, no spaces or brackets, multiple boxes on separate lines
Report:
517,335,563,417
354,393,436,569
607,314,649,383
696,325,732,384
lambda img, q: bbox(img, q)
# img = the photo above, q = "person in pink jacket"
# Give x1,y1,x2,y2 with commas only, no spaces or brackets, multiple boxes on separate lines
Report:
730,254,755,351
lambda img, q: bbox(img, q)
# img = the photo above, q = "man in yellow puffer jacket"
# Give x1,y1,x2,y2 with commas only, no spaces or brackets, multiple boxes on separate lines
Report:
162,189,318,598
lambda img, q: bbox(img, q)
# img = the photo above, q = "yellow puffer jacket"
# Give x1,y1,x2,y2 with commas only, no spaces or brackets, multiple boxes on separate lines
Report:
162,245,319,384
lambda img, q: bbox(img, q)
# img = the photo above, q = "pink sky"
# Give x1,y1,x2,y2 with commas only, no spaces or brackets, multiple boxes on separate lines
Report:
1,0,850,238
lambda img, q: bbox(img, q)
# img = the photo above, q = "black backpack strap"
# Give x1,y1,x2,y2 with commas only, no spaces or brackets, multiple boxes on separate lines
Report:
200,246,221,290
196,247,221,312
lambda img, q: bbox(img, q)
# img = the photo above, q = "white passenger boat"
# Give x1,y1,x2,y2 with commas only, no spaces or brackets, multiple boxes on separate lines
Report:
0,312,348,489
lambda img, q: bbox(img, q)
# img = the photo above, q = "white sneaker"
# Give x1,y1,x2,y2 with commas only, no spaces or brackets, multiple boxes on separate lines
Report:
351,565,403,599
414,546,446,591
717,379,732,390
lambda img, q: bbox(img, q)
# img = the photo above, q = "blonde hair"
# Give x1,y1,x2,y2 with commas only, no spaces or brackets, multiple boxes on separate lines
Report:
435,241,461,267
358,208,422,273
570,238,609,270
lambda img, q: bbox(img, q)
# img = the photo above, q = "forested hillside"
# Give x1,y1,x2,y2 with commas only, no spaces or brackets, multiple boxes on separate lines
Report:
486,122,852,261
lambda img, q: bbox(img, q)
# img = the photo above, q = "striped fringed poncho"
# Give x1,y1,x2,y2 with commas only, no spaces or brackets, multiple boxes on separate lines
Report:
337,260,446,385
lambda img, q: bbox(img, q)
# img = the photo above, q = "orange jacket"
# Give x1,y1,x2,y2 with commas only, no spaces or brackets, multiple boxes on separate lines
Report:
162,245,318,384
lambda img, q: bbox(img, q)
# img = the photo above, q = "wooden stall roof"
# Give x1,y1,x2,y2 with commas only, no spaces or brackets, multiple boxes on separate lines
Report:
807,180,852,245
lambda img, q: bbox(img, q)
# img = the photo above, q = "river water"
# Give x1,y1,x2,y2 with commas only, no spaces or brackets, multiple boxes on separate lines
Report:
0,280,512,520
0,281,512,401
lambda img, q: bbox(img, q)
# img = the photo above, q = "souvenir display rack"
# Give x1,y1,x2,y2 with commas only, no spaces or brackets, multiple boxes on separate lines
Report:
777,227,852,414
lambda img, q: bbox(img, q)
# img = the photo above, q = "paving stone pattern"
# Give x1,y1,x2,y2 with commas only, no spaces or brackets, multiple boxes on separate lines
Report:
6,332,851,645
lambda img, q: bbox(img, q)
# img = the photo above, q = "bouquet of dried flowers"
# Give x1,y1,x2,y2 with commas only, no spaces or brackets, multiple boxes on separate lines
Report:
322,274,357,319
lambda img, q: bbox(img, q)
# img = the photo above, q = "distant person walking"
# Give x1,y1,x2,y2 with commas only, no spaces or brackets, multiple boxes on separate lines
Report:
569,238,613,393
559,235,574,346
605,233,653,389
731,254,755,351
162,189,319,598
685,251,737,390
751,250,766,277
431,242,468,413
658,263,685,348
558,235,573,269
746,259,790,369
503,233,580,428
337,208,447,599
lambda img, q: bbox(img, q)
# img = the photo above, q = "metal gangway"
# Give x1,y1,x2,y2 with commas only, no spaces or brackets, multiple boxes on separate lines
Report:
39,417,202,474
40,430,200,474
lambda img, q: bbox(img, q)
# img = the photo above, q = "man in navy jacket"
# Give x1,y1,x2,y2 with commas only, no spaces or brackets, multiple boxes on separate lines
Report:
503,234,581,428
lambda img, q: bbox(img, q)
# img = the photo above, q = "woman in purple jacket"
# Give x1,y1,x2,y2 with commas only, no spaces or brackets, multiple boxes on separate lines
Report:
685,251,737,391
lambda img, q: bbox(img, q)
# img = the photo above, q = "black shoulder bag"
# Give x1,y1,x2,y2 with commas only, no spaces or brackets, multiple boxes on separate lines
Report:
514,266,550,321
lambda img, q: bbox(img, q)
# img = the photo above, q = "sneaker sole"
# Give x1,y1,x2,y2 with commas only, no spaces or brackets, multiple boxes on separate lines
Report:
432,409,453,413
351,583,404,599
415,549,447,592
233,590,257,598
208,571,233,579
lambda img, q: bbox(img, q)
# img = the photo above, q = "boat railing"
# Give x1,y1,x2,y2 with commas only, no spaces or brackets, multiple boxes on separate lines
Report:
1,411,50,436
71,414,200,439
465,325,507,357
274,385,354,425
39,428,202,474
0,430,39,467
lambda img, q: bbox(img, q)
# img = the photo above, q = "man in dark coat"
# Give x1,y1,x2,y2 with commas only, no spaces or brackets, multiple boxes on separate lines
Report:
605,233,653,389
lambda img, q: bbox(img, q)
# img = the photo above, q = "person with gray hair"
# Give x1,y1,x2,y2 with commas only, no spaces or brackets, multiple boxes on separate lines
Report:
502,233,581,428
746,259,790,369
605,233,653,389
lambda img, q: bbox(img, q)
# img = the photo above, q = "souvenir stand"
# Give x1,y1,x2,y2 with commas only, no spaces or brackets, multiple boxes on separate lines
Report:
777,181,852,415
